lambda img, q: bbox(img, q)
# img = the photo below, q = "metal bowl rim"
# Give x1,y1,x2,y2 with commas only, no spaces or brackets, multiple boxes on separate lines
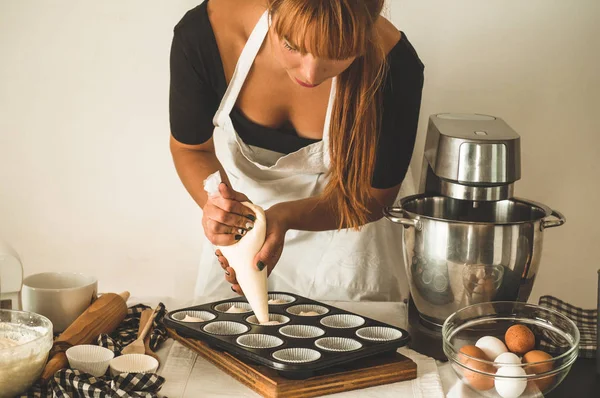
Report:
399,194,553,225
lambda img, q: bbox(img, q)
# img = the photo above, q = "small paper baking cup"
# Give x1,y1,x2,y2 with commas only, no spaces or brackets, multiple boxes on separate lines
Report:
267,293,296,305
272,348,321,363
315,337,362,352
236,334,284,349
66,345,114,377
214,302,253,313
109,354,159,377
320,314,365,329
286,304,329,316
356,326,403,341
171,310,216,323
203,321,249,335
279,325,325,338
246,314,290,326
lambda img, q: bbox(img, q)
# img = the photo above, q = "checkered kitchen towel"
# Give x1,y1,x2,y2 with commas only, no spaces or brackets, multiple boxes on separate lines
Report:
21,303,168,397
538,295,597,358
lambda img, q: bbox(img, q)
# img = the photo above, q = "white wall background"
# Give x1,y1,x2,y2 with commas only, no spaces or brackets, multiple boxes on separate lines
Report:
1,1,598,307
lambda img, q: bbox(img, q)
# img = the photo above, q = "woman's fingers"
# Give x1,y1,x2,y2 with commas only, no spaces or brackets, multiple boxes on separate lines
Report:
231,284,244,295
217,255,242,294
224,266,238,285
204,203,254,230
215,250,229,270
207,232,242,246
206,218,248,235
219,182,251,203
212,196,255,222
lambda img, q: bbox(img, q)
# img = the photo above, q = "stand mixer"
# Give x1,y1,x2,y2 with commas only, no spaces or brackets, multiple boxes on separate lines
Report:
384,113,566,359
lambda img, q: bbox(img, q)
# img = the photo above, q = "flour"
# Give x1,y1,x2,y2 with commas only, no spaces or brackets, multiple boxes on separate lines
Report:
0,326,52,398
0,336,19,349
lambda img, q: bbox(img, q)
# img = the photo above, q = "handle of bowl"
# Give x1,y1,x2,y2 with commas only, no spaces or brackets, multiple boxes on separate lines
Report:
542,209,566,229
383,207,422,230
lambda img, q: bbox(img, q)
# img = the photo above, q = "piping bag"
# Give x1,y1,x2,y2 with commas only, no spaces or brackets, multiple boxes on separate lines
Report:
204,172,269,323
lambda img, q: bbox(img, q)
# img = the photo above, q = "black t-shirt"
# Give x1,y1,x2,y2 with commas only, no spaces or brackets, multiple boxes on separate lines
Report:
169,2,424,189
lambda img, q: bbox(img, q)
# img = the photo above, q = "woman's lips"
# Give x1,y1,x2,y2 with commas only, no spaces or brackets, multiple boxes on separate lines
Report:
294,77,318,88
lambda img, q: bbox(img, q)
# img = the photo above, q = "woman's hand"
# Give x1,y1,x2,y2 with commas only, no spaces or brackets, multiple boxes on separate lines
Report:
202,183,256,246
217,205,290,295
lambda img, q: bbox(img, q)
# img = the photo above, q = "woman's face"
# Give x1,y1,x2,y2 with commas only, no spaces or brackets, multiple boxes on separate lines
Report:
270,30,357,88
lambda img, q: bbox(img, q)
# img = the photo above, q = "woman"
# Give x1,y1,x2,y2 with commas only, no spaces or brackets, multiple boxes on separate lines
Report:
169,0,424,301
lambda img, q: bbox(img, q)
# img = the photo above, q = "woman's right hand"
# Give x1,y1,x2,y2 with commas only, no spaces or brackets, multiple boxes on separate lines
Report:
202,182,256,246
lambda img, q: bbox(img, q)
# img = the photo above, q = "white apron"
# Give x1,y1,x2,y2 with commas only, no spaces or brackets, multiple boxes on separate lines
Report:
194,11,414,302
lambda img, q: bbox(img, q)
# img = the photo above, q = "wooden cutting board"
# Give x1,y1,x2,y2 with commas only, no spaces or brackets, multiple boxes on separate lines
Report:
167,328,417,398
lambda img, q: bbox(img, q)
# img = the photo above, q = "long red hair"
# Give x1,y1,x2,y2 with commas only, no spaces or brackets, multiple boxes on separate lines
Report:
268,0,387,229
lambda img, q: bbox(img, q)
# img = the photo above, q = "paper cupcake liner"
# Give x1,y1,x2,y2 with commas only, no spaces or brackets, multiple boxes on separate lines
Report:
314,337,362,352
203,321,249,336
171,310,216,323
285,304,329,317
320,314,365,329
214,302,253,314
109,354,159,377
278,325,325,339
272,348,321,363
267,293,296,305
66,345,114,377
246,314,290,326
236,334,284,349
356,326,403,342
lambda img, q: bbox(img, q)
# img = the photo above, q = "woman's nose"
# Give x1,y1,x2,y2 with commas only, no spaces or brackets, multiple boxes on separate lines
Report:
300,56,321,85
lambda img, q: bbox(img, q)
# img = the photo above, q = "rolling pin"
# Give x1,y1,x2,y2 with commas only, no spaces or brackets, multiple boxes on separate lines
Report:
138,308,160,364
40,291,130,383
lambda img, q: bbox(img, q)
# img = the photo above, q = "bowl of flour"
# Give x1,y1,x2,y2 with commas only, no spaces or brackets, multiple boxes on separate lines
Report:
0,310,53,398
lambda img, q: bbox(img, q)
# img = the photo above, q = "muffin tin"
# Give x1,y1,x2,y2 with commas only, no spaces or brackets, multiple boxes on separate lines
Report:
164,292,410,378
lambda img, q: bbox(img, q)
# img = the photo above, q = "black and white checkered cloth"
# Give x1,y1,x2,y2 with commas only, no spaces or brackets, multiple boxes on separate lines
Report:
21,303,168,398
538,295,597,359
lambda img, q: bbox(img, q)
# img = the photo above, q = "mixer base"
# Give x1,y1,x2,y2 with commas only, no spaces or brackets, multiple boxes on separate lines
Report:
406,296,447,361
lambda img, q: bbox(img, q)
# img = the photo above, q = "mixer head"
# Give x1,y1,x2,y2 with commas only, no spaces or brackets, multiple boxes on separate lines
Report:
421,113,521,202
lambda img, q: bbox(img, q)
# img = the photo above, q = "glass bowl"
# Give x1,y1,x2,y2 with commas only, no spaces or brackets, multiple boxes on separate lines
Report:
0,309,53,398
442,302,579,398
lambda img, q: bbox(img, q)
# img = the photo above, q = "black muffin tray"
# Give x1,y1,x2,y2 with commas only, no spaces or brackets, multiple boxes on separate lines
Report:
164,292,410,378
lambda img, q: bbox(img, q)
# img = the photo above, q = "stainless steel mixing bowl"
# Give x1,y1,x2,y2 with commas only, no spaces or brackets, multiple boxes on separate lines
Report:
384,194,565,325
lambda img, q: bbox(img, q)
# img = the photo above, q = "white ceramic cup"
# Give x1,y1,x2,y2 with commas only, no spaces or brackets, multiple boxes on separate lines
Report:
22,272,97,332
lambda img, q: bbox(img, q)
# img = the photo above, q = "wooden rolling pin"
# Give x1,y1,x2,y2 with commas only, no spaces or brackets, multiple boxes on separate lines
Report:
138,308,160,364
40,291,130,383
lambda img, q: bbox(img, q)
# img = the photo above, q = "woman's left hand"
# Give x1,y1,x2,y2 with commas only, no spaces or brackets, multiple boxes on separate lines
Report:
217,205,289,295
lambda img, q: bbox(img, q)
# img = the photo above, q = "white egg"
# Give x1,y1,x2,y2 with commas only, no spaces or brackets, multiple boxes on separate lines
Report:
495,366,527,398
495,352,522,365
476,336,508,361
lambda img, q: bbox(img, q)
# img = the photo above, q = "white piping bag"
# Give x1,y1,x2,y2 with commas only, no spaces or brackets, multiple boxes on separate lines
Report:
203,172,269,323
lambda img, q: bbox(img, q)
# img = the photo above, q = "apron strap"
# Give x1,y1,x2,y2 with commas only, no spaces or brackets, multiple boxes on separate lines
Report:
213,11,270,127
321,77,336,167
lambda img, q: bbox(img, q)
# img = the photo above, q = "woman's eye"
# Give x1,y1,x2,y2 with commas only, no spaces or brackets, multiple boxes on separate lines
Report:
283,41,297,52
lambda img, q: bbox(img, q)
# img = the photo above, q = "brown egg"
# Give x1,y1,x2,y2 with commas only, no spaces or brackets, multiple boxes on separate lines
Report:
458,345,495,391
523,350,554,391
505,324,535,355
